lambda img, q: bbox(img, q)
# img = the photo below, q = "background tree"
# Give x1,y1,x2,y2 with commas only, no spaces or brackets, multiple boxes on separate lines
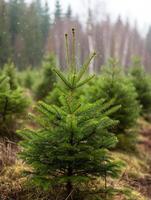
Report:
0,0,11,66
66,5,72,19
54,0,62,20
35,54,57,100
0,0,150,70
23,1,43,66
85,59,141,150
3,62,18,90
0,65,29,139
130,57,151,116
41,1,50,44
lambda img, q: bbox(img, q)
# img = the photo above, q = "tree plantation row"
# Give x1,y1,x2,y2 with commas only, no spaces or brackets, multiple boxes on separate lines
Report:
0,30,151,199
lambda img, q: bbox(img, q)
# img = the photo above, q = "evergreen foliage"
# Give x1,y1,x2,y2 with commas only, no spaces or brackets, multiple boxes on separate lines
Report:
35,54,57,99
130,58,151,115
89,59,140,133
41,1,50,42
85,59,140,136
3,62,18,90
18,30,122,199
66,5,72,19
45,85,62,106
18,67,40,91
21,68,35,90
0,0,11,66
55,0,62,20
45,82,84,106
0,64,29,139
0,0,51,68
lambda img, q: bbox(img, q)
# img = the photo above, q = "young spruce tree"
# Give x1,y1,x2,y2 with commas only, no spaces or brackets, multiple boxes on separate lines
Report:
18,29,122,199
35,54,56,100
0,63,29,139
130,57,151,116
3,62,18,90
85,59,140,150
21,67,35,90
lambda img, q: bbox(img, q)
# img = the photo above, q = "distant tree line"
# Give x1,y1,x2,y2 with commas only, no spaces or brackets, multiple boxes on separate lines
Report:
0,0,151,71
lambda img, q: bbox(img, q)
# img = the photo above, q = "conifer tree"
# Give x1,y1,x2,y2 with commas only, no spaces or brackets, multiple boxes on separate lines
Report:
130,57,151,115
3,62,18,90
23,1,44,67
54,0,62,20
41,1,50,43
35,54,57,99
9,0,20,45
66,5,72,19
0,0,11,66
18,30,122,199
18,67,40,91
85,59,140,150
0,64,29,139
21,68,35,90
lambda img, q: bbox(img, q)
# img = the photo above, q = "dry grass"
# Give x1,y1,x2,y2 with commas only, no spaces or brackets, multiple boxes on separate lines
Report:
0,155,149,200
0,161,27,200
0,118,150,199
0,138,19,170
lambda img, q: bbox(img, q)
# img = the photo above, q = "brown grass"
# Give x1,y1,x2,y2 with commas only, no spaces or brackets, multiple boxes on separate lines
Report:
0,138,19,170
0,118,151,199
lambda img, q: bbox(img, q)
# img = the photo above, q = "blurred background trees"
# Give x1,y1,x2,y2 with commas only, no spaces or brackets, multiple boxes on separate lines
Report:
0,0,151,71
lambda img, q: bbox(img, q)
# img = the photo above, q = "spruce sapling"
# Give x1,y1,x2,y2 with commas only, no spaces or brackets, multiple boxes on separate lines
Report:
18,29,122,199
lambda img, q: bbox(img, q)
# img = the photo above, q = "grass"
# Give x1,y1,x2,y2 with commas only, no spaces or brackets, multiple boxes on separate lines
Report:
0,118,151,200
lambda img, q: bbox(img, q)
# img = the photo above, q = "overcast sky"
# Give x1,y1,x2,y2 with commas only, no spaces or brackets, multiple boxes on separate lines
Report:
47,0,151,34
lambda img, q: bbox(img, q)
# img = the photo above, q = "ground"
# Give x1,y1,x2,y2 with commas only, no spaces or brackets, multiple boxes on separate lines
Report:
0,118,151,199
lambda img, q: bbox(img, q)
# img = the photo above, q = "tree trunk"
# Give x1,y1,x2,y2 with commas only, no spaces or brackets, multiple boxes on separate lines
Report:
66,166,73,199
66,180,73,199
